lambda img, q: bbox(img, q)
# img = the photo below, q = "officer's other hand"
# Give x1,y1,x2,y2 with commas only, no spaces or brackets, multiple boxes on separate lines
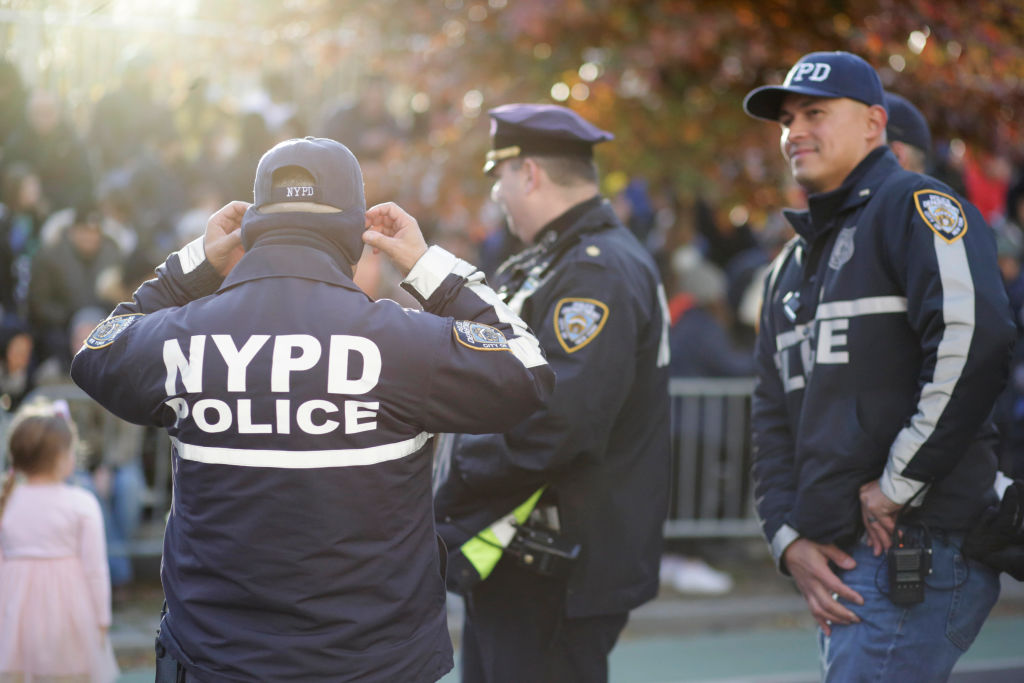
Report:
205,201,249,277
363,202,428,277
783,538,862,636
859,480,902,556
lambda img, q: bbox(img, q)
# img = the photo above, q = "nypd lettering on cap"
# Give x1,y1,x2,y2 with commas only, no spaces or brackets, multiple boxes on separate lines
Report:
914,190,967,243
554,298,608,353
267,185,323,204
285,185,315,198
786,62,831,84
453,320,510,351
85,313,145,349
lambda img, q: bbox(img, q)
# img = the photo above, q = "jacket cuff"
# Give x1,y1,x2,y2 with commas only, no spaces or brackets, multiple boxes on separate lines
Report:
879,462,928,507
402,245,461,302
770,524,800,575
176,237,224,299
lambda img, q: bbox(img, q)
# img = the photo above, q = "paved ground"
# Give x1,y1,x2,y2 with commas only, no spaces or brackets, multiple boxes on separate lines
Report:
110,541,1024,682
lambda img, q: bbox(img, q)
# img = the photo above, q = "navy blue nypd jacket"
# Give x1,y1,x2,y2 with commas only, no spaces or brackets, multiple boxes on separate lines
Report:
752,147,1015,567
71,234,553,681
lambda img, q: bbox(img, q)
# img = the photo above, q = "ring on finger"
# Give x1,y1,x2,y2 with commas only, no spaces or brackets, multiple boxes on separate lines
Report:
866,516,878,523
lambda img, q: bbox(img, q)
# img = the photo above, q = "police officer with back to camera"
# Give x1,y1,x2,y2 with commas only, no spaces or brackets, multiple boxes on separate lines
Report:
433,104,671,682
70,136,555,682
744,52,1014,680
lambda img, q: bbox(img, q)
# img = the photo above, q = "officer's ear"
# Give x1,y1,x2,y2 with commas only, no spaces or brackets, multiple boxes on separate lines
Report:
865,104,888,145
521,157,544,193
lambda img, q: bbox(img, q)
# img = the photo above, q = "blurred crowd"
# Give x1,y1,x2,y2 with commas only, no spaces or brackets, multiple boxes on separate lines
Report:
2,52,1024,593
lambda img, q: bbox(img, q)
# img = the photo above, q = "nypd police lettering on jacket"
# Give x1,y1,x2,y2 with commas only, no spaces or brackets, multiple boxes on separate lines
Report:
76,241,547,450
751,148,1013,564
71,237,553,680
160,333,384,437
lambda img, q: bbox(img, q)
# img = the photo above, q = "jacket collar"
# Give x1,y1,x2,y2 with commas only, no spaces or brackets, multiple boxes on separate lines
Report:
533,194,605,245
217,242,367,296
537,196,620,251
783,146,899,242
498,197,619,278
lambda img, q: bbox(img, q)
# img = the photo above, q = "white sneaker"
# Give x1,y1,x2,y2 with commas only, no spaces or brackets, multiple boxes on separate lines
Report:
660,555,734,595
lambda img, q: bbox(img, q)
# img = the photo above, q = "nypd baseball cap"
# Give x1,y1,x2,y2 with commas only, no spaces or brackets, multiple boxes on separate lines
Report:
484,104,614,174
252,136,364,213
884,91,931,153
243,137,366,265
743,51,886,122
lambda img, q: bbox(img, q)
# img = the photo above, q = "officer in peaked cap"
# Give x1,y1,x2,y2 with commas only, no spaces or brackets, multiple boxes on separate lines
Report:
745,51,1012,680
483,103,615,173
434,103,671,682
884,91,932,173
71,136,554,681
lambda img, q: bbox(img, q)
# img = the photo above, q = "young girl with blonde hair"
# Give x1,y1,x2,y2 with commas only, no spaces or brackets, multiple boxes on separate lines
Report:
0,400,119,682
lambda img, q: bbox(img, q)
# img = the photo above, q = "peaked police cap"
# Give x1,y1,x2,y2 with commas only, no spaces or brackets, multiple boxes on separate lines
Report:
484,104,613,174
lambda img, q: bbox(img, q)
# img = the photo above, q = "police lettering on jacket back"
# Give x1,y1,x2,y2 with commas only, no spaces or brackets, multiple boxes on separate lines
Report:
160,333,384,442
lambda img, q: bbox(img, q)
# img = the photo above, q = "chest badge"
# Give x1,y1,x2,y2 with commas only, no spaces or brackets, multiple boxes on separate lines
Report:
828,226,856,270
554,298,608,353
84,313,144,349
914,190,968,244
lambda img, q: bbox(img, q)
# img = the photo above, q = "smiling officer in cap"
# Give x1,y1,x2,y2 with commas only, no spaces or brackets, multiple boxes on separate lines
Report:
71,137,554,681
746,52,1013,680
433,104,671,682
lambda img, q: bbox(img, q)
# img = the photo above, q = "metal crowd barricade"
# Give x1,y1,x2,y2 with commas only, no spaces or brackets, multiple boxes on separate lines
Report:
664,377,761,538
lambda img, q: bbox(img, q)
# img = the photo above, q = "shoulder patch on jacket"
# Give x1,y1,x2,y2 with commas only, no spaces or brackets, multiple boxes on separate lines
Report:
554,298,608,353
914,190,967,244
453,321,510,351
84,313,144,349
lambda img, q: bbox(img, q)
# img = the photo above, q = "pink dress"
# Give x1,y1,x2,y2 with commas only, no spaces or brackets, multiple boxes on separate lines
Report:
0,483,120,682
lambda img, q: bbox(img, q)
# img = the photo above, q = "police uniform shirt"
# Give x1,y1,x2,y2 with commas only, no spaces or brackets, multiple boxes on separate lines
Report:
71,237,553,681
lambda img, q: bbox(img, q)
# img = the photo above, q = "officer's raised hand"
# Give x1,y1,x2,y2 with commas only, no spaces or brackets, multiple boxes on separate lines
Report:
363,202,428,276
205,201,249,277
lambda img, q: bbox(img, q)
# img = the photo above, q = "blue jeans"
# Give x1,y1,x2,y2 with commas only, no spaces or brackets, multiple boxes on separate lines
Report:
820,530,1000,682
